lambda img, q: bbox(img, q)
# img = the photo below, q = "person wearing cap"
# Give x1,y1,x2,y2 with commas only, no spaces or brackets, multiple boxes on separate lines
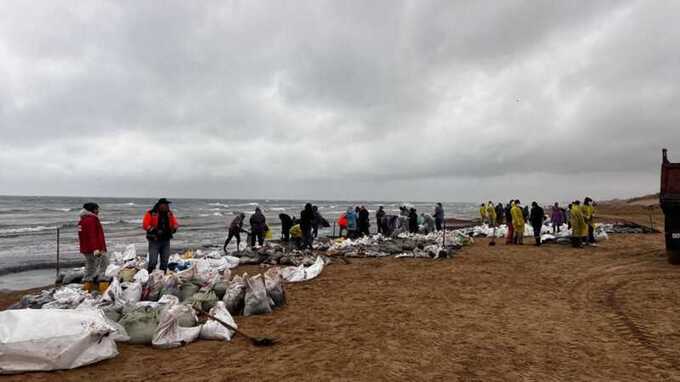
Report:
143,198,179,273
78,202,109,293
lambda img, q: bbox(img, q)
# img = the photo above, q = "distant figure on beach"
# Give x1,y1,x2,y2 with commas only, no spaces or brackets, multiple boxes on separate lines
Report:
479,203,487,224
289,223,303,249
224,212,247,253
279,213,293,242
566,204,573,230
486,201,497,227
570,201,587,248
376,206,386,234
421,213,435,234
78,202,108,293
143,198,179,274
300,203,315,249
511,200,525,245
551,203,564,233
530,202,545,246
505,201,515,244
408,208,418,233
583,197,596,244
311,206,324,238
434,203,444,231
337,212,348,237
495,202,504,225
400,206,409,217
358,206,370,236
346,207,358,239
249,207,267,247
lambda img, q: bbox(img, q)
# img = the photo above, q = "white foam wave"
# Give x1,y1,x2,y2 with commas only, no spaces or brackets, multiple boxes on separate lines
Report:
0,226,57,234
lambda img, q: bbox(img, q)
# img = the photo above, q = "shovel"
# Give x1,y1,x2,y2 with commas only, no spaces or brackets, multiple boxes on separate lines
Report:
193,306,277,347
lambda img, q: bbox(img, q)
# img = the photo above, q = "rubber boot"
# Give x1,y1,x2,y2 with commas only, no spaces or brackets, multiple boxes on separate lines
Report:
97,281,110,294
83,281,95,293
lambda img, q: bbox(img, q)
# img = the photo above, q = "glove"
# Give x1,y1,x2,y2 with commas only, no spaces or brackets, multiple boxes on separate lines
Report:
93,250,102,256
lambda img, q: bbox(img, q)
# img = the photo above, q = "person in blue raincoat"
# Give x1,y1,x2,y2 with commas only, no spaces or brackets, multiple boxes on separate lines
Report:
346,207,358,239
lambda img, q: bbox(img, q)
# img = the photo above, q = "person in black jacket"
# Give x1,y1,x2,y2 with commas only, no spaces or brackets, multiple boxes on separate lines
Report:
311,206,322,238
495,203,504,225
279,213,293,242
529,202,545,246
358,206,370,236
300,203,315,249
249,207,266,247
376,206,386,234
224,212,248,253
408,208,418,233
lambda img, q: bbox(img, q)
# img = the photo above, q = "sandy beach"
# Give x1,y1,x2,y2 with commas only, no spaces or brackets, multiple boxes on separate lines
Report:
1,196,677,381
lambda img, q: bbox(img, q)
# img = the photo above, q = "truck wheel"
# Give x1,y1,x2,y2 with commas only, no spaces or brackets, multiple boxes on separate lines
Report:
668,251,680,265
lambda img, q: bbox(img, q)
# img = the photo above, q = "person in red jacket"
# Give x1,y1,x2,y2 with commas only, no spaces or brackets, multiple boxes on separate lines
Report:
78,202,109,292
142,198,179,273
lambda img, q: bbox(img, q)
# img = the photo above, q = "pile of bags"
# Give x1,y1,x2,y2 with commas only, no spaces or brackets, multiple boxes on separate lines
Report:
4,244,328,374
324,231,464,259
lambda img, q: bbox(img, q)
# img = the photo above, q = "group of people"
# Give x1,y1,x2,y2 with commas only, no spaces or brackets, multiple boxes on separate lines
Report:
335,203,446,239
76,197,597,293
77,198,180,292
478,197,596,247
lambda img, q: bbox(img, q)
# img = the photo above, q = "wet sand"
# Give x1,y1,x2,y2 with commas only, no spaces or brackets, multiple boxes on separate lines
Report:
2,198,678,381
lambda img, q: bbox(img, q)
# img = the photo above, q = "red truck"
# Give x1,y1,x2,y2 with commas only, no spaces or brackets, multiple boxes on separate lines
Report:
661,149,680,263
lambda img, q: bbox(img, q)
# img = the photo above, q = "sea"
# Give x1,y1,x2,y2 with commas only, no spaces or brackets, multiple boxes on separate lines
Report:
0,195,477,288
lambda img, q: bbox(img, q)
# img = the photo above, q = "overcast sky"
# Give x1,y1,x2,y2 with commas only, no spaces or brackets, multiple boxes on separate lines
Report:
0,1,678,202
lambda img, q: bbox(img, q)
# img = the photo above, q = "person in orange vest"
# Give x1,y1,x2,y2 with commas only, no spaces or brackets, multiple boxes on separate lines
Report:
142,198,179,274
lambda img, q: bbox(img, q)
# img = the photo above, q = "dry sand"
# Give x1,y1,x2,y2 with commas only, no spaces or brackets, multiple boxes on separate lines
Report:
2,199,679,381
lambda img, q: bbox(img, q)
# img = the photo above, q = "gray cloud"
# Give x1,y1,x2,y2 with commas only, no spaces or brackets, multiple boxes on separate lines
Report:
0,0,678,202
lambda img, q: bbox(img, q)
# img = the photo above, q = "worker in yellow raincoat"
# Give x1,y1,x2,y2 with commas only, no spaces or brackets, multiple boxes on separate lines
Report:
570,201,587,248
511,200,525,244
479,204,487,224
582,197,596,244
486,201,497,227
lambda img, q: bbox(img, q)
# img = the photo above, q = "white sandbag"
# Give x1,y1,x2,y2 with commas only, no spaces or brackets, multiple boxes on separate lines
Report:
0,309,119,374
74,305,131,343
280,256,325,283
595,225,609,241
206,257,229,272
192,258,219,285
199,301,237,341
123,244,137,261
152,304,202,349
158,294,179,307
264,268,286,307
133,269,150,284
104,264,122,279
101,277,124,306
224,255,241,269
243,274,272,316
175,265,196,283
121,281,143,304
223,274,247,315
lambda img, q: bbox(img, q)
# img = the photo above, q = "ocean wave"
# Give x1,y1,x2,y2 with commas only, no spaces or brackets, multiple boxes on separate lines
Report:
208,202,230,208
46,207,73,213
0,226,57,234
268,207,286,211
234,202,259,207
212,212,223,216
